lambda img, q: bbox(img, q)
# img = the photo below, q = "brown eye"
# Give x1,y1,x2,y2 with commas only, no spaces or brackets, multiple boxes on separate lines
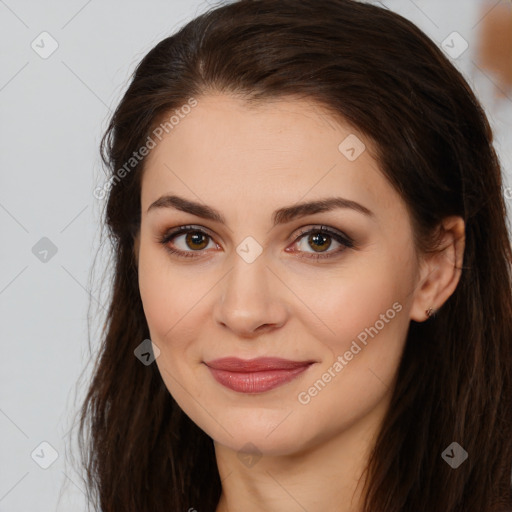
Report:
307,232,332,252
184,231,209,250
159,224,354,261
289,226,355,261
159,225,217,258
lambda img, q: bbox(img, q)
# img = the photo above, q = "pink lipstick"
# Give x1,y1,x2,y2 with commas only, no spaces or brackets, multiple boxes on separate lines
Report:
204,357,314,393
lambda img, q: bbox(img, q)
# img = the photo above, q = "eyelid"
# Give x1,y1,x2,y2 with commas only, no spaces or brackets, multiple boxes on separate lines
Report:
158,224,216,243
158,224,219,250
290,224,354,245
158,223,355,260
287,225,355,259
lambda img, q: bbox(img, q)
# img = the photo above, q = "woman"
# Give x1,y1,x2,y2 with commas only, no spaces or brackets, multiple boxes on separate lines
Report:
78,0,512,510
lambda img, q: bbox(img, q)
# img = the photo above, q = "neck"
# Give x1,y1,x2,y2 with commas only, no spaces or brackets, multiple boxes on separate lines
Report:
213,399,388,512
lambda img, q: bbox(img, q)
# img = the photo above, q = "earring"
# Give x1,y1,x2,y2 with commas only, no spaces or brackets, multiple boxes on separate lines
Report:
425,307,434,318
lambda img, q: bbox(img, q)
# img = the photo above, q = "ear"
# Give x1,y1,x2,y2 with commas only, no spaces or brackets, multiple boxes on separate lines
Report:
409,216,465,322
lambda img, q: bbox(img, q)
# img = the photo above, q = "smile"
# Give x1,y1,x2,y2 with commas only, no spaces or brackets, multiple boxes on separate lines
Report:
204,357,315,393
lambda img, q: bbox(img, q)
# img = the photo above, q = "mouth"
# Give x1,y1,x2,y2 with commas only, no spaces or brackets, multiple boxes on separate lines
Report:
204,357,315,394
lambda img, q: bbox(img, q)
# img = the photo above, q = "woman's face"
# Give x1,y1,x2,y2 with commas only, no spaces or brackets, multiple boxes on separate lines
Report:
136,93,425,456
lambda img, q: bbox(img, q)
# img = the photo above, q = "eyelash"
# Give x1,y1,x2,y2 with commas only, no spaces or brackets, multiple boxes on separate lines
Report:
158,224,355,261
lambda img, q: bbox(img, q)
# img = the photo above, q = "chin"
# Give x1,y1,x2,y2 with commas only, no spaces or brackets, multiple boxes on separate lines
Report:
198,407,318,456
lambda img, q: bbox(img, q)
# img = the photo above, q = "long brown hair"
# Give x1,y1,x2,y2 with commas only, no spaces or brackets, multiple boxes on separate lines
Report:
76,1,512,510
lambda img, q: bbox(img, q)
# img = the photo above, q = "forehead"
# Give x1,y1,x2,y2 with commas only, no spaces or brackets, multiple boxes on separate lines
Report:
140,93,403,224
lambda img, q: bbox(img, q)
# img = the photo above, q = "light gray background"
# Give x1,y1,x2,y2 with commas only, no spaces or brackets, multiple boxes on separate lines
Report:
1,1,511,510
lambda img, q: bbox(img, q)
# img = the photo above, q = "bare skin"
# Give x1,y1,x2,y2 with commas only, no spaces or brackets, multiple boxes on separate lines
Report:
134,93,465,512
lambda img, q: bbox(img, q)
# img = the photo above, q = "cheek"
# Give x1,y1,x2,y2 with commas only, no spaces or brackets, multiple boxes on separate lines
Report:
137,240,220,392
294,246,414,407
293,279,408,438
138,247,190,360
138,259,172,338
137,247,203,402
298,259,409,354
138,240,199,341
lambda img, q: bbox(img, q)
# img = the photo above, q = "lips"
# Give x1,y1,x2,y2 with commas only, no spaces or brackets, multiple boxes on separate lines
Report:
204,357,314,393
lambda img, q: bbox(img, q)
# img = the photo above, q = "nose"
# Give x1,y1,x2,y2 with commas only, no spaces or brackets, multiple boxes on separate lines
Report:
213,252,289,338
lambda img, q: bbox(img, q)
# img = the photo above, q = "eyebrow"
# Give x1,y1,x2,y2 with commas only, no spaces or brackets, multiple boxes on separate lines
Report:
146,194,375,226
